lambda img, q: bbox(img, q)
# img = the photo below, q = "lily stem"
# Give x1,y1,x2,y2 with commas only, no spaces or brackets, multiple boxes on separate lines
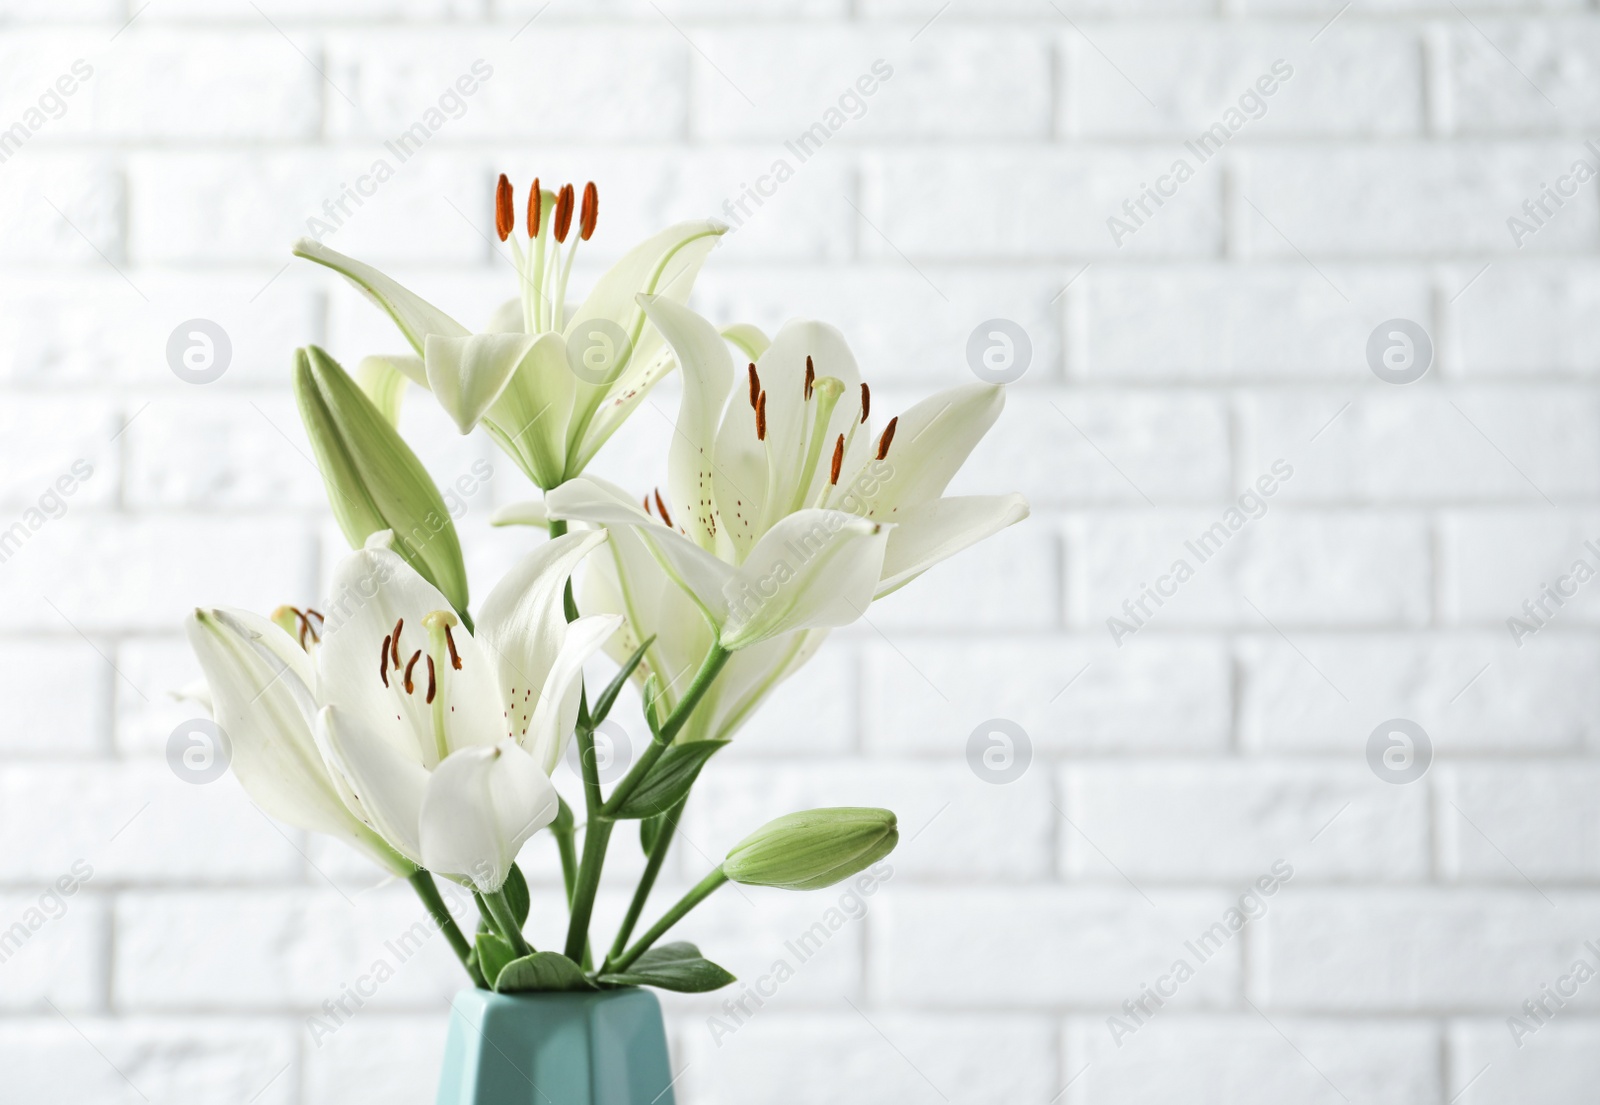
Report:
562,641,732,964
408,870,488,989
604,799,685,971
610,866,729,974
482,889,532,959
600,643,731,818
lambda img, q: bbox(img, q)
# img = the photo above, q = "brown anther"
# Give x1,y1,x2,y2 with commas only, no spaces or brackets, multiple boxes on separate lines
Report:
804,355,815,400
579,182,598,241
756,390,767,441
390,619,403,667
379,635,391,687
443,624,463,670
294,608,310,648
527,178,541,238
875,416,898,461
747,363,760,410
403,649,422,694
830,433,844,485
860,382,871,423
494,173,514,241
553,183,575,243
425,655,437,704
654,488,674,528
643,494,653,516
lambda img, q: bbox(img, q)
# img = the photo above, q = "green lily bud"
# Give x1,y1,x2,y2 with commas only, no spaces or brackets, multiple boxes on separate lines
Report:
722,808,897,891
293,345,471,618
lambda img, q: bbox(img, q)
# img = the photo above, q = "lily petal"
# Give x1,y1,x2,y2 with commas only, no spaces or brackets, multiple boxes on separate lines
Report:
877,493,1031,596
483,331,575,489
720,509,889,650
489,499,548,528
418,741,559,892
857,383,1005,518
523,613,623,775
423,332,540,435
293,238,469,354
720,322,770,363
640,294,735,551
315,703,431,866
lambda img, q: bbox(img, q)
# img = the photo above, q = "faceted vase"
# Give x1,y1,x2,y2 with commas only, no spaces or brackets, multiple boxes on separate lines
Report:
435,988,676,1105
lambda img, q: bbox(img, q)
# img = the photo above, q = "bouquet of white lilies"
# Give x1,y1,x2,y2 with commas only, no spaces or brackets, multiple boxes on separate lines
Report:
185,175,1029,996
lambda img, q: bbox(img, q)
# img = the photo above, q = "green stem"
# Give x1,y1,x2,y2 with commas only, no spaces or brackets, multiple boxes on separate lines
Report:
554,823,579,905
605,800,685,970
611,866,729,973
483,889,532,958
600,644,731,819
409,870,487,989
563,715,610,961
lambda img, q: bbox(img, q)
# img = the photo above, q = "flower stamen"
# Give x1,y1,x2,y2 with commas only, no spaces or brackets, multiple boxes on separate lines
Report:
553,184,575,243
443,624,462,670
654,488,674,528
804,355,814,400
494,174,514,241
425,655,437,704
860,382,871,423
527,177,541,239
830,433,844,485
756,390,767,441
875,416,898,460
748,363,760,410
390,619,403,667
379,634,391,687
402,649,422,694
580,182,598,241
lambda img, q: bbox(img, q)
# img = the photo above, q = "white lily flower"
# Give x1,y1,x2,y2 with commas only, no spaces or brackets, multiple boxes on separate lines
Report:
313,530,621,893
185,605,414,877
543,296,1029,655
293,175,726,489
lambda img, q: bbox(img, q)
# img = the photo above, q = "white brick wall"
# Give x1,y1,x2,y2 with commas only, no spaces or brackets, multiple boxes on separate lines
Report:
0,0,1592,1101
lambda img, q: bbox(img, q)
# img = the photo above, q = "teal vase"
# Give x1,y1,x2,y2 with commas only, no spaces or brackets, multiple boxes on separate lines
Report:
435,988,677,1105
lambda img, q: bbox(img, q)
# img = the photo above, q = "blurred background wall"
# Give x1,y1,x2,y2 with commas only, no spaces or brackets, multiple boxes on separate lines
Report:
0,0,1596,1101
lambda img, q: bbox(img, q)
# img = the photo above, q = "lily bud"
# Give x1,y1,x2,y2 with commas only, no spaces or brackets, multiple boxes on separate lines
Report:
722,808,897,891
293,344,471,618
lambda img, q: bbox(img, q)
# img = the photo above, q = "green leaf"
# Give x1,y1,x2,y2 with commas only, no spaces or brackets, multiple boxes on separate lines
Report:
474,932,516,988
598,942,736,993
641,811,668,855
502,863,530,928
495,952,598,993
590,635,655,727
609,740,728,820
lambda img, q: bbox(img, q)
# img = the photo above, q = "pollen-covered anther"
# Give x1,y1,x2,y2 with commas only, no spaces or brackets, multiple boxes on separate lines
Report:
403,650,422,695
653,488,674,528
830,433,844,485
527,177,542,238
443,625,462,670
553,183,575,243
860,382,871,423
425,655,437,704
747,363,760,410
379,634,392,687
494,173,514,241
756,390,768,441
876,416,898,460
390,618,403,667
580,182,598,240
804,355,815,400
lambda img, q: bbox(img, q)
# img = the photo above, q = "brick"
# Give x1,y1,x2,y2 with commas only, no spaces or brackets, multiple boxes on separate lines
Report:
1244,387,1600,503
0,153,122,264
0,639,109,754
1448,1018,1600,1105
1450,20,1600,132
92,30,321,138
0,762,300,884
685,761,1056,880
115,635,200,755
114,886,472,1010
0,889,105,1011
861,635,1232,753
0,1018,296,1104
1237,144,1600,256
876,886,1240,1007
861,147,1225,259
1252,888,1600,1011
869,515,1060,631
1442,509,1600,626
1238,632,1600,752
325,29,687,141
692,29,1051,140
1070,25,1423,137
1061,762,1429,881
0,515,317,633
679,1013,1057,1105
302,1015,447,1105
1453,261,1600,376
1439,762,1600,881
1080,263,1430,380
694,263,1068,386
1078,509,1432,630
1064,1015,1440,1105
